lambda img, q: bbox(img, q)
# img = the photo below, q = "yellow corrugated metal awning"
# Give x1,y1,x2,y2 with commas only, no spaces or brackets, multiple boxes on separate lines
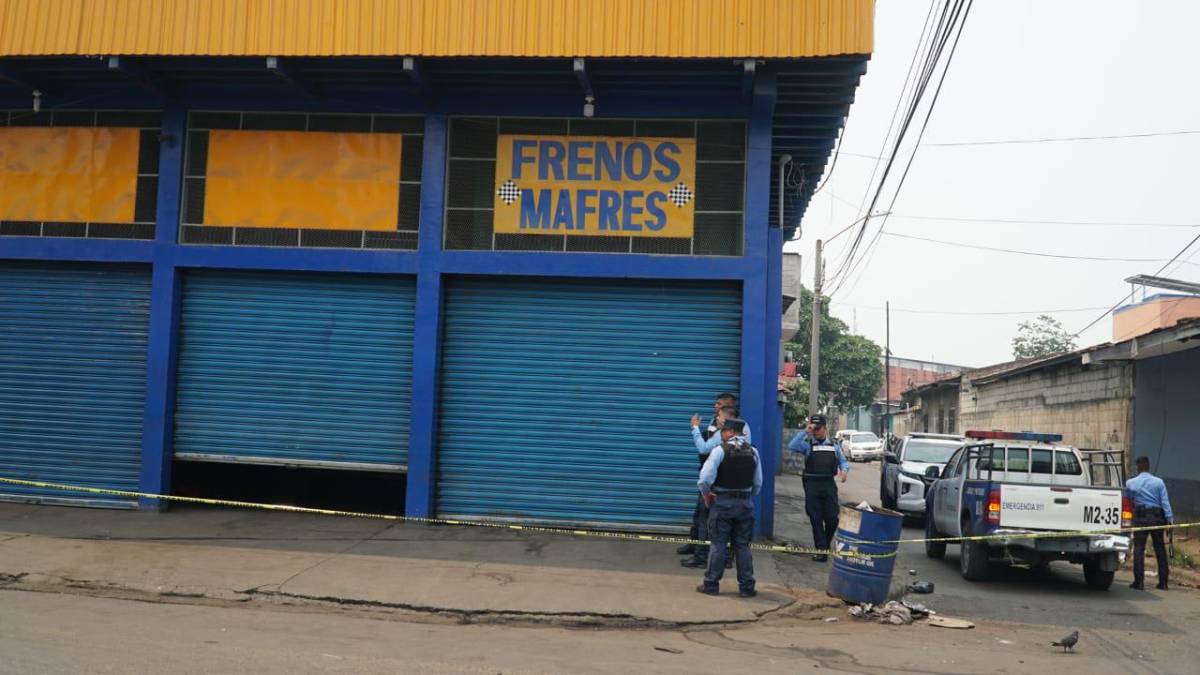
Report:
0,0,873,59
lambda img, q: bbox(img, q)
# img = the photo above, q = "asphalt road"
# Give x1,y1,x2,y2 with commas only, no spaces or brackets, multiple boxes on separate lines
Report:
772,460,1199,635
4,586,1194,674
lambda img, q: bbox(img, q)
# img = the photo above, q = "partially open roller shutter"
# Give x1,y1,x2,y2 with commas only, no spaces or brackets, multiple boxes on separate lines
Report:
0,263,150,506
437,278,741,530
174,270,416,470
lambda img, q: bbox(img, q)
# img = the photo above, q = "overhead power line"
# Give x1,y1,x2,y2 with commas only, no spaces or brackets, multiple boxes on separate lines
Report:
888,214,1200,229
835,129,1200,159
838,302,1110,317
924,129,1200,147
828,0,975,299
826,0,973,292
1073,232,1200,337
882,231,1200,265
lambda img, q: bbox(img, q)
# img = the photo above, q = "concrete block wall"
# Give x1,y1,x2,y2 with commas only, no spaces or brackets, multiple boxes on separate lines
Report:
960,361,1133,451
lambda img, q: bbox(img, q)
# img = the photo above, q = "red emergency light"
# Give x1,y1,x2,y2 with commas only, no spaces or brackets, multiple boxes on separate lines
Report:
965,430,1064,443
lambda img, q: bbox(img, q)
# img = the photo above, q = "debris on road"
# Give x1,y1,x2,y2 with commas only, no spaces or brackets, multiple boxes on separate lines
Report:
654,647,683,654
908,569,918,576
824,617,839,623
908,580,935,594
848,600,931,625
928,615,975,629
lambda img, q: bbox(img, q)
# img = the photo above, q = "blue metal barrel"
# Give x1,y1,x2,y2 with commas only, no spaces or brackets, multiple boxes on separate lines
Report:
827,503,903,604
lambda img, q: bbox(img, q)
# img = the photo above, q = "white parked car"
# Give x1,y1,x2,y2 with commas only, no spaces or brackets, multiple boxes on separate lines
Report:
880,433,966,518
843,431,884,462
835,429,858,444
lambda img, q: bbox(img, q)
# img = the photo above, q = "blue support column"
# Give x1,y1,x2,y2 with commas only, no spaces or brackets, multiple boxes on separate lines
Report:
760,227,785,535
404,113,448,517
739,73,777,536
138,104,186,509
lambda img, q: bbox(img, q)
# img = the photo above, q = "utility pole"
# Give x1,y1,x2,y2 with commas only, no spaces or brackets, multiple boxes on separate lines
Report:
804,211,888,422
808,239,822,416
882,301,890,438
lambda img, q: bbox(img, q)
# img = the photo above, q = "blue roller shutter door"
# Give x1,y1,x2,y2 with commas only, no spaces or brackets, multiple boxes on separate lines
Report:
0,263,150,506
174,271,415,470
437,278,741,530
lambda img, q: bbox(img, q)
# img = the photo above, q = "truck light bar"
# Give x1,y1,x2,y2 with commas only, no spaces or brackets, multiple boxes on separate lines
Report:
965,430,1064,442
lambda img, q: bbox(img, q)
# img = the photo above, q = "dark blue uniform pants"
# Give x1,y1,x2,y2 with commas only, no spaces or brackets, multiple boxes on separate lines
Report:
1133,509,1169,587
689,494,710,561
702,494,755,592
804,477,839,551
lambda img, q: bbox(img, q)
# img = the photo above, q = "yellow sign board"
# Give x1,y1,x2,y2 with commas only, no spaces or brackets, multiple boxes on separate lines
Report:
0,127,139,223
493,135,696,238
204,129,402,231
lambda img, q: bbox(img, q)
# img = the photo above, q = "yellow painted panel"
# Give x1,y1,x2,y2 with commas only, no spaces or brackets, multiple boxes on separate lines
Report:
493,134,695,238
0,0,873,57
203,129,402,231
0,126,138,223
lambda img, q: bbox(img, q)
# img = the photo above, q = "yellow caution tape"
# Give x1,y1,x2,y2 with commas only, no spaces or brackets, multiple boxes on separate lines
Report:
0,476,845,556
0,476,1193,560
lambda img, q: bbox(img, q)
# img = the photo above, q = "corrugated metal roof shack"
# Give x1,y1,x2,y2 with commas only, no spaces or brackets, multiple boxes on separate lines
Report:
0,0,873,535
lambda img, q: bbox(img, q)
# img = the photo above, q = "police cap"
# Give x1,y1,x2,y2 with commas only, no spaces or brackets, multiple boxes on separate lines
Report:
809,414,827,427
721,417,747,433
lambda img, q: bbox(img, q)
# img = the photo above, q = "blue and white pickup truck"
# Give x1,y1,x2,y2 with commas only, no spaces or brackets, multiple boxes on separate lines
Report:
924,430,1131,590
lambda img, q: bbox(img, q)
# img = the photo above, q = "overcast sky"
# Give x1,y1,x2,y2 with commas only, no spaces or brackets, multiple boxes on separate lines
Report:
785,0,1200,367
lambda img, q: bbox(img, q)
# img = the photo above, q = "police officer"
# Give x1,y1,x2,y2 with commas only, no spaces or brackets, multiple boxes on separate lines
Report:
678,394,738,558
788,414,849,562
695,417,762,598
683,405,752,568
703,393,738,441
1127,456,1174,590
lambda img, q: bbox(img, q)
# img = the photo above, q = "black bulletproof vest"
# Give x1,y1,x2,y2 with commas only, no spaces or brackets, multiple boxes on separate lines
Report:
714,440,757,491
804,440,839,479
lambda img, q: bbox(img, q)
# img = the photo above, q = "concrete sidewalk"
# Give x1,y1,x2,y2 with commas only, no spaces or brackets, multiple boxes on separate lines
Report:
0,502,814,626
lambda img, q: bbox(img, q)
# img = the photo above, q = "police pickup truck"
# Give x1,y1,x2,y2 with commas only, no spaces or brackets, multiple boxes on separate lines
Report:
924,430,1131,590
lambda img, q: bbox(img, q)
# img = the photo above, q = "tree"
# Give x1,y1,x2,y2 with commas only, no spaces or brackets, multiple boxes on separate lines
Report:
782,378,809,430
1011,314,1077,359
784,288,884,412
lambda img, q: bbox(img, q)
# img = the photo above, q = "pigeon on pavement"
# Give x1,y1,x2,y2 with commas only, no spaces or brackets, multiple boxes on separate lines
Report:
1051,630,1079,653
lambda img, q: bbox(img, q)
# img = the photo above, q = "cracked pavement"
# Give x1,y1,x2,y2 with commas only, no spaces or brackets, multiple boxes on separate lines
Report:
2,476,1197,673
0,501,804,628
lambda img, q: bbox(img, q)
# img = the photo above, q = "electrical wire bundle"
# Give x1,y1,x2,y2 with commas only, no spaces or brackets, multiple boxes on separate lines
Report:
823,0,975,299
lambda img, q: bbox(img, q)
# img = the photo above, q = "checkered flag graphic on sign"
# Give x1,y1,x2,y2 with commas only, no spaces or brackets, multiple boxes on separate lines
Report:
497,180,521,205
667,182,694,208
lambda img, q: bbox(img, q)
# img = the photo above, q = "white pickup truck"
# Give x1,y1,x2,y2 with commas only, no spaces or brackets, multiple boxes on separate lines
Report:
923,430,1131,590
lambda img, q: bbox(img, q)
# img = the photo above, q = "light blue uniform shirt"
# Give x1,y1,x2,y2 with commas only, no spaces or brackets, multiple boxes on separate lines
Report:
691,422,753,457
1126,471,1174,522
787,433,850,473
697,438,763,497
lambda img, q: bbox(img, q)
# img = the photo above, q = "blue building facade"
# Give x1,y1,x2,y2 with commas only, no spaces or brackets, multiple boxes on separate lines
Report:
0,22,869,536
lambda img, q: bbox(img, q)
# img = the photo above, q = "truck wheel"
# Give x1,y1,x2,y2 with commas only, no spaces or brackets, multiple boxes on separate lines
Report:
880,475,897,510
959,518,990,581
1083,561,1115,590
924,512,946,559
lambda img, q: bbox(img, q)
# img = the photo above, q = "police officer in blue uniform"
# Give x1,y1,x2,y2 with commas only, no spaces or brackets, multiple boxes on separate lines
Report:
1126,455,1174,590
788,414,849,562
678,394,737,559
683,403,751,569
695,417,762,597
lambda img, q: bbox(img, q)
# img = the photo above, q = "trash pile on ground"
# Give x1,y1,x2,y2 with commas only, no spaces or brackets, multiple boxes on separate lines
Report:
846,600,975,629
847,600,930,625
